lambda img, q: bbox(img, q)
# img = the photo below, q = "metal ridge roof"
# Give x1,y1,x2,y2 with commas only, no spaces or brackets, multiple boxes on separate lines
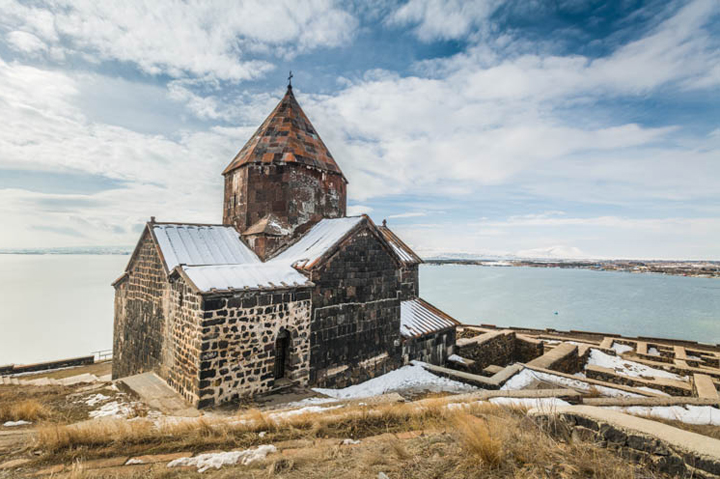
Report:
400,298,460,339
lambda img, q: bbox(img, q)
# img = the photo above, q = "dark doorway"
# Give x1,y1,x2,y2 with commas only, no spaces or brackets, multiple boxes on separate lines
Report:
274,329,290,379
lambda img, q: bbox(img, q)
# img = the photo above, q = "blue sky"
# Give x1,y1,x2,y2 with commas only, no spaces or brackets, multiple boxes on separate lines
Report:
0,0,718,259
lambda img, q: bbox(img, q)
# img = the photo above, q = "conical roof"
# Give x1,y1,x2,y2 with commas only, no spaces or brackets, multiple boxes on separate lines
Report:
222,86,346,180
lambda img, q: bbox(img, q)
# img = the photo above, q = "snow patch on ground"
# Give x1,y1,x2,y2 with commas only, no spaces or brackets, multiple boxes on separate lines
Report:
611,343,634,355
167,445,277,472
587,349,686,381
448,354,468,365
341,438,360,445
125,458,145,465
84,393,110,406
606,405,720,426
269,405,343,420
312,362,475,399
3,420,31,427
501,368,640,398
489,397,571,410
648,347,661,356
89,400,135,419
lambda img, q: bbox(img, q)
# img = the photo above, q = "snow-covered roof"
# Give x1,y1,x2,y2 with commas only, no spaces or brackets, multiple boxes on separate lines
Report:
152,224,259,271
270,216,364,269
181,263,313,293
378,226,422,265
400,298,460,338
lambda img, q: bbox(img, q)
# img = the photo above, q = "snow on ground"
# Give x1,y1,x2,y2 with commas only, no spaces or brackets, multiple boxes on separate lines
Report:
167,445,277,472
3,420,32,427
269,405,343,420
606,405,720,426
448,354,468,365
647,347,661,356
489,397,571,410
611,343,634,355
312,362,475,399
634,386,671,397
89,400,135,419
587,349,686,381
84,393,111,406
501,368,641,398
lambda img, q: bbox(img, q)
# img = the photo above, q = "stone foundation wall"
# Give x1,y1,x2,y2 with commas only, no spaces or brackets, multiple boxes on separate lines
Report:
515,336,544,363
196,289,312,408
536,411,720,478
310,226,402,388
455,331,517,374
585,366,692,396
402,329,455,365
112,231,167,380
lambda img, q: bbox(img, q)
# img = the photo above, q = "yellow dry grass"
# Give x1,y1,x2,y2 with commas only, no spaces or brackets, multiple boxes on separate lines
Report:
0,399,51,422
26,397,662,478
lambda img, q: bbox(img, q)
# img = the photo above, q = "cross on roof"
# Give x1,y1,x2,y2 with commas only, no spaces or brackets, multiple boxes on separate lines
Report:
288,71,293,88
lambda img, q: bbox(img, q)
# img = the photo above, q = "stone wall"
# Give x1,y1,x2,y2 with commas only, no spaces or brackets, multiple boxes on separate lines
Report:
309,226,402,388
535,409,720,478
195,289,312,408
515,336,544,363
402,328,455,365
223,164,346,235
112,231,167,380
455,331,517,374
399,264,419,300
161,278,204,405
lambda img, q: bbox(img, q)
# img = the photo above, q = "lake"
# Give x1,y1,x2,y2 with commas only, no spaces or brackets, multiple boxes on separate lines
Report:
0,255,718,365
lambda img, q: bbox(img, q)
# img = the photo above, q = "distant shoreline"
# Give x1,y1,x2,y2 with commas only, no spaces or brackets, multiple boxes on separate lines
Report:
424,259,720,278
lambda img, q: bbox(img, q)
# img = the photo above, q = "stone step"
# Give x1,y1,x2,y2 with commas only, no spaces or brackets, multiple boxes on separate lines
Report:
674,345,688,361
118,372,199,417
598,337,614,349
636,341,648,355
482,365,504,375
694,373,719,399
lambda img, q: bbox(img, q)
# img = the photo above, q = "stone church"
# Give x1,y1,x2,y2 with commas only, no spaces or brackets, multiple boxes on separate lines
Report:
112,83,459,408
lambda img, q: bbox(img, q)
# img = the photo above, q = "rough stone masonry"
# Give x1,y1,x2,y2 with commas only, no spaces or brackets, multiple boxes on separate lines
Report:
112,83,460,408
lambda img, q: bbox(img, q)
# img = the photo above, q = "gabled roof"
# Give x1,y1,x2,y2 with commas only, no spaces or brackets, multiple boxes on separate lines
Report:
242,214,292,237
378,225,423,265
222,86,346,180
151,223,259,272
400,298,460,339
269,216,364,270
178,263,313,294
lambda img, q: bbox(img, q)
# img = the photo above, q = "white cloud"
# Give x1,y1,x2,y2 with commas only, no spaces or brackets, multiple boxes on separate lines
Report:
387,0,503,41
0,0,358,80
347,204,374,216
389,212,427,219
6,30,47,54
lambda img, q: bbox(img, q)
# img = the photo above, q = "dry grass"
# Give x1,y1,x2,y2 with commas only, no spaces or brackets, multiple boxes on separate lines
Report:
24,397,666,478
453,413,502,468
0,399,51,422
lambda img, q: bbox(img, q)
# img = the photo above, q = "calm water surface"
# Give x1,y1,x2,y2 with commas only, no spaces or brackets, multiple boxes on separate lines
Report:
420,264,720,344
0,255,718,364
